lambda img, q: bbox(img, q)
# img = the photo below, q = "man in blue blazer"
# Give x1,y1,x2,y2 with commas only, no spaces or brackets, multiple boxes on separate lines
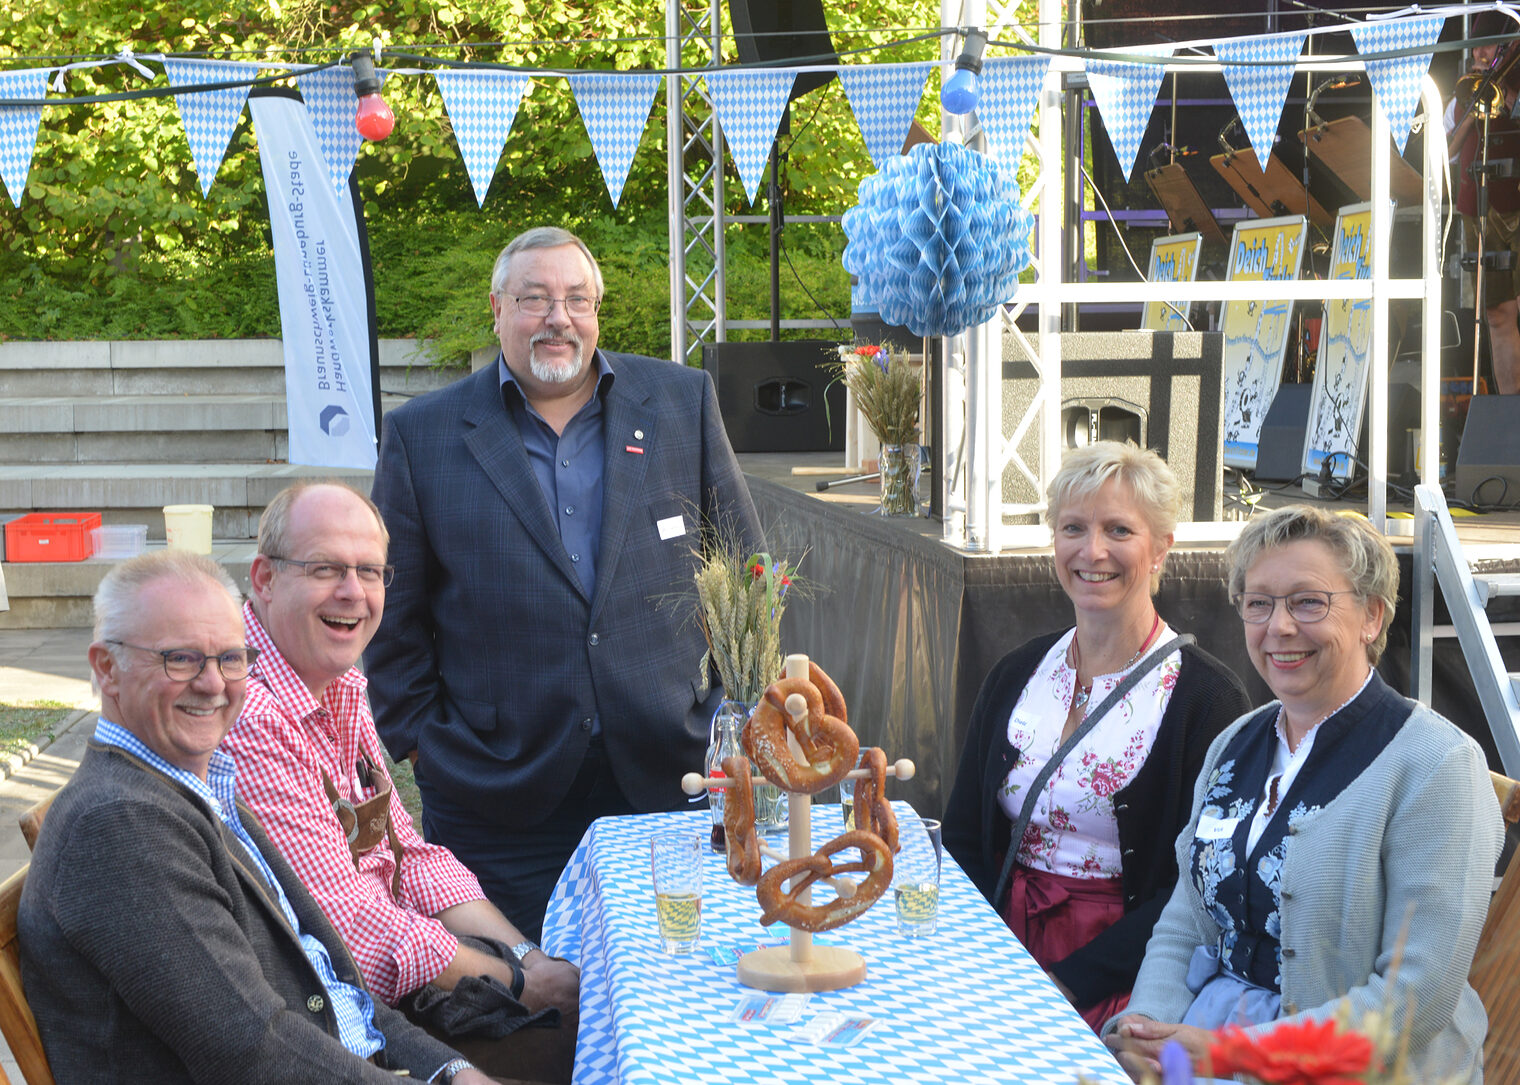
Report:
367,226,762,939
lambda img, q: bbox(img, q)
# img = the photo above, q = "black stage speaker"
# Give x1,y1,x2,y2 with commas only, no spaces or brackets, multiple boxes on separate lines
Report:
1456,395,1520,506
702,340,845,453
1002,331,1225,521
728,0,838,101
1253,383,1314,482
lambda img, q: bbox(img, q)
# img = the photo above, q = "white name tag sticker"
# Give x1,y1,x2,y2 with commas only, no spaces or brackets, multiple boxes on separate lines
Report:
656,514,686,541
1196,815,1239,841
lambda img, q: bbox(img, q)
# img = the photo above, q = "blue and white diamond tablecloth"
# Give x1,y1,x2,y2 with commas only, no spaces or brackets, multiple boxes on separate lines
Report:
543,805,1129,1085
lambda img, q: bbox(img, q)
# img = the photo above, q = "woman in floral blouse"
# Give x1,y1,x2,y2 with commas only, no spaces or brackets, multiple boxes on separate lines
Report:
943,442,1249,1031
1105,506,1502,1082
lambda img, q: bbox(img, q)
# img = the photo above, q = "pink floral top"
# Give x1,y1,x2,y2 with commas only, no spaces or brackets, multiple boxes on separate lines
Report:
997,625,1181,878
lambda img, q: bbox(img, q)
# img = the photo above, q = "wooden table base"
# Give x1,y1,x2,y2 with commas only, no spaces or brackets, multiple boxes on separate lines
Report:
736,944,867,992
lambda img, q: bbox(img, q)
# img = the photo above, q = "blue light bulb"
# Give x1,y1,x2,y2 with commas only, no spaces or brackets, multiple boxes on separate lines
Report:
941,67,980,114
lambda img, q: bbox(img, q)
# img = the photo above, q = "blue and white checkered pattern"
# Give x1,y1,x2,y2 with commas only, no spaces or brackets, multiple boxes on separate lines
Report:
432,69,532,208
977,56,1053,176
1215,33,1305,169
162,58,262,198
543,806,1130,1085
836,62,931,171
1349,14,1446,156
704,68,798,204
566,72,662,209
1085,45,1173,183
296,64,384,194
0,69,48,208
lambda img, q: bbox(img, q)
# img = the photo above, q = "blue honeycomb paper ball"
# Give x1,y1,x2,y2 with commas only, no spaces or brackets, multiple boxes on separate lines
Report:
842,141,1033,340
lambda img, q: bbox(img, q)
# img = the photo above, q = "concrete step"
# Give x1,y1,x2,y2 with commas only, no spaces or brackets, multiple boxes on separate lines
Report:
0,463,374,542
0,392,413,464
0,542,257,629
0,340,467,398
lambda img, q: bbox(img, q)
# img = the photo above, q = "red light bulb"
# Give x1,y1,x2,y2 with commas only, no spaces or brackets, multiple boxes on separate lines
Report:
356,93,395,141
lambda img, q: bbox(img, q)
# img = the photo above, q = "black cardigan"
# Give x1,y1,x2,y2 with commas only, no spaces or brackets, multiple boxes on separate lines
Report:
942,629,1251,1008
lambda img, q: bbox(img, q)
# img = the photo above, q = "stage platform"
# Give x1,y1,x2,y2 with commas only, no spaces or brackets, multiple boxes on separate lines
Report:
737,453,1520,818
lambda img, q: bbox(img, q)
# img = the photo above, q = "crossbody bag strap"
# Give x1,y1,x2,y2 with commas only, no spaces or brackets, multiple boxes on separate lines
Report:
990,633,1195,908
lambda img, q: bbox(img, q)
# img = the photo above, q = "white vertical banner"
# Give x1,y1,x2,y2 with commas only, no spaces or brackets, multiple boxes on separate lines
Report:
248,91,377,470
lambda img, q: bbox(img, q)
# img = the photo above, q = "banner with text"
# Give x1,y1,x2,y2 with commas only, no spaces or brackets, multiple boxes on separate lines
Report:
248,91,377,470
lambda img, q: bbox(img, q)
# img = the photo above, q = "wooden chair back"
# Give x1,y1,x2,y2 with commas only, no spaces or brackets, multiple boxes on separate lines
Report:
0,866,54,1085
16,796,52,854
1471,771,1520,1082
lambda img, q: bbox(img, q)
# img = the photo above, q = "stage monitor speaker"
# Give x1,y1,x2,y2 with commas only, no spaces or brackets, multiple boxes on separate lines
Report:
1002,331,1225,521
728,0,838,101
702,340,845,454
1456,395,1520,506
1253,383,1314,482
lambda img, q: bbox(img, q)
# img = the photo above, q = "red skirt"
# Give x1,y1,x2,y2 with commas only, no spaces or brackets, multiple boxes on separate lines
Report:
1003,863,1130,1032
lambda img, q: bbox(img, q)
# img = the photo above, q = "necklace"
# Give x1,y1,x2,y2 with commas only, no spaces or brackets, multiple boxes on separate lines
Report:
1070,612,1162,710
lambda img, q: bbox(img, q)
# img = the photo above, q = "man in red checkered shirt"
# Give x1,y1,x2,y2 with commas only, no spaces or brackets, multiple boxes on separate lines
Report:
224,481,578,1083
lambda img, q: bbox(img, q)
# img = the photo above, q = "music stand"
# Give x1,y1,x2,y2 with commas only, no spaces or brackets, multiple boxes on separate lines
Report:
1144,162,1228,245
1297,115,1424,206
1211,147,1334,230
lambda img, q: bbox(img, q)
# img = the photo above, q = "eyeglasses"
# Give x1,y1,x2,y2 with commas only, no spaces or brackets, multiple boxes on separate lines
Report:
106,641,260,682
1232,590,1357,625
508,294,600,319
267,557,395,587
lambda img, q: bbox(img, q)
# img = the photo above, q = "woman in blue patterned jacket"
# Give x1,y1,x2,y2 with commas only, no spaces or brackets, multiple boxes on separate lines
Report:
1104,505,1503,1082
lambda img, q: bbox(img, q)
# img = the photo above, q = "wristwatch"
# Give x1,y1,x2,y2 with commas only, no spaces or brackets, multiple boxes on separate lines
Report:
436,1057,476,1084
510,939,539,961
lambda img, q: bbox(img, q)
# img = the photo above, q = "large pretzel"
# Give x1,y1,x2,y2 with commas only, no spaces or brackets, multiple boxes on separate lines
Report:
743,661,858,795
755,830,894,931
853,746,900,854
721,755,762,886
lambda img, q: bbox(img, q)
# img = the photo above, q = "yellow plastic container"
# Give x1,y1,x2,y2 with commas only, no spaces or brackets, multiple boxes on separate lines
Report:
162,504,213,554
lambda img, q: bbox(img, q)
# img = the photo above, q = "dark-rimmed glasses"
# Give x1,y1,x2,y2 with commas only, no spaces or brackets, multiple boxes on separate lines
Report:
1231,590,1357,625
509,294,600,318
267,557,395,587
106,641,259,682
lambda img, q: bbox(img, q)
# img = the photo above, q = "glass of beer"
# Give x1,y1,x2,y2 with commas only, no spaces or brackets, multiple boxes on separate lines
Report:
650,832,703,953
892,818,942,937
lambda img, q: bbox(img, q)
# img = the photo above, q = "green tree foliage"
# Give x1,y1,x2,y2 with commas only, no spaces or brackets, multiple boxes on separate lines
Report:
0,1,1006,356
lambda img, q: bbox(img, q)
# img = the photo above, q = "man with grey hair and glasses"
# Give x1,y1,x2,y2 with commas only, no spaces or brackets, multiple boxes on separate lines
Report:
368,225,762,940
18,550,494,1084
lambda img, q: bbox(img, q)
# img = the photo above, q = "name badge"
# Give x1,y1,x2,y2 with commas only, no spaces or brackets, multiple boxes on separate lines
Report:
1196,814,1239,841
657,514,686,541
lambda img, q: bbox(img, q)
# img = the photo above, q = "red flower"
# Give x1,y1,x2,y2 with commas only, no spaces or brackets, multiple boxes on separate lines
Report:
856,344,883,356
750,562,765,578
1207,1020,1374,1085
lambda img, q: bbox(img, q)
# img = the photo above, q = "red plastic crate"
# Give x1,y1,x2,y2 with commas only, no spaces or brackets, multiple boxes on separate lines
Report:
4,512,102,562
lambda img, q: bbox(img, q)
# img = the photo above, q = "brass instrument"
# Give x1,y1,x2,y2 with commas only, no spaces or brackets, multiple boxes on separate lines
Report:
1456,39,1520,122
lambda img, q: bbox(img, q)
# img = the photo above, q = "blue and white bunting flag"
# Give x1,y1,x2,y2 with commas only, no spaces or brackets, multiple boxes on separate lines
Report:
297,64,385,194
566,72,662,208
0,69,48,208
433,70,532,207
163,58,262,198
1349,14,1445,155
836,62,931,171
704,68,798,204
1085,44,1173,183
977,55,1053,175
1215,33,1305,168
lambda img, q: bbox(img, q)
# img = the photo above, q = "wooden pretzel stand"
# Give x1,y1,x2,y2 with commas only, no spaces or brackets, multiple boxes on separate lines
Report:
680,653,915,992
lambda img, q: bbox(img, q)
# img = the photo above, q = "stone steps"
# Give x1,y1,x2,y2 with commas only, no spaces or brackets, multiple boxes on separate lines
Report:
0,338,476,627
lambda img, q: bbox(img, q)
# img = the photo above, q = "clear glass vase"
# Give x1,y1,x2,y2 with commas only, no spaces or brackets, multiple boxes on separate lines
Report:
711,698,787,835
877,442,921,517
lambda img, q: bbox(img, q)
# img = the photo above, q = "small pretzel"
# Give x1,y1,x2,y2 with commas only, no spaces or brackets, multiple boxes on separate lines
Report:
721,755,762,886
743,662,859,794
755,830,894,931
853,747,899,854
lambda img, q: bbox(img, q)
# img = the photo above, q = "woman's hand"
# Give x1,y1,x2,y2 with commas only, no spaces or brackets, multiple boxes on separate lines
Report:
1104,1016,1214,1082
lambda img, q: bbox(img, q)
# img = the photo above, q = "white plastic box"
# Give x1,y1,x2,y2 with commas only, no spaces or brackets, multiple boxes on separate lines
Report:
90,524,148,560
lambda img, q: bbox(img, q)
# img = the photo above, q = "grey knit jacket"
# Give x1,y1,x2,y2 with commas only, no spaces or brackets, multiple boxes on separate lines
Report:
1115,701,1502,1083
18,741,463,1083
